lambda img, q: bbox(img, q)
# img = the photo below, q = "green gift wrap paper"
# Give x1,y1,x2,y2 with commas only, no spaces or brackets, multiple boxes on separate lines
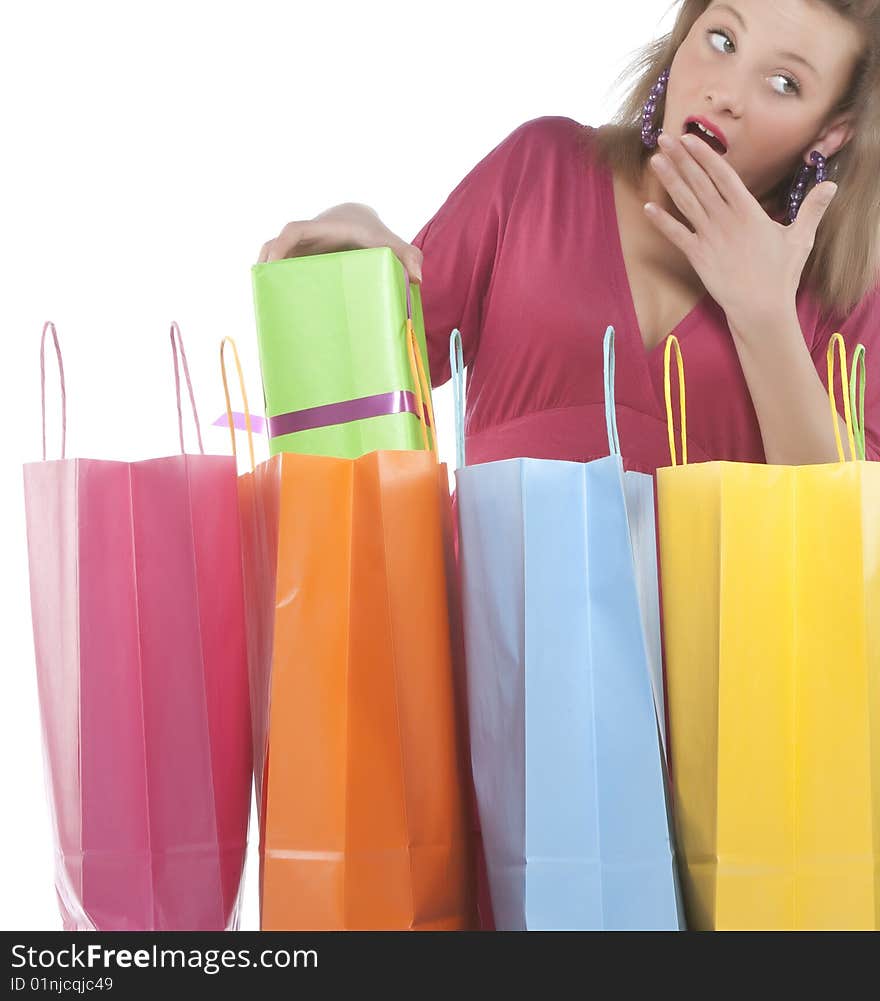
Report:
251,247,435,459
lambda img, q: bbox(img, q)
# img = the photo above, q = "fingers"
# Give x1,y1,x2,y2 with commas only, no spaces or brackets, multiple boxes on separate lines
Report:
392,240,424,284
657,133,726,216
789,181,838,251
255,219,424,286
257,236,283,264
266,221,308,263
650,152,709,232
643,201,698,259
678,133,755,213
255,221,309,264
264,240,285,263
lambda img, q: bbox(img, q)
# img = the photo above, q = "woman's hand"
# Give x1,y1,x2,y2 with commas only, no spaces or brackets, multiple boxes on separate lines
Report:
644,132,837,335
257,202,424,283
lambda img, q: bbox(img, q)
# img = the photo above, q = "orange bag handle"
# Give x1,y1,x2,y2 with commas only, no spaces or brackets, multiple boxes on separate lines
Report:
403,278,438,459
220,336,257,473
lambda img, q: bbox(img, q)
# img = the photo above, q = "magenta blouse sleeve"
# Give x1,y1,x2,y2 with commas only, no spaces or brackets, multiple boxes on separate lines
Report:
410,124,529,387
812,283,880,461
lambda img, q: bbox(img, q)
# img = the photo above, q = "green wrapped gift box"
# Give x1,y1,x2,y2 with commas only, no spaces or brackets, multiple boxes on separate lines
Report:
251,247,435,459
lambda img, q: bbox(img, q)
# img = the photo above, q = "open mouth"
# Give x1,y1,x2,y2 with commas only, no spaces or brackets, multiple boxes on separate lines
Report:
684,118,728,155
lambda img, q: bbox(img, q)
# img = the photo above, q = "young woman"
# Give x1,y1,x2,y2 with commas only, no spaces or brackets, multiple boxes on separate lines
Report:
257,0,879,930
259,0,880,472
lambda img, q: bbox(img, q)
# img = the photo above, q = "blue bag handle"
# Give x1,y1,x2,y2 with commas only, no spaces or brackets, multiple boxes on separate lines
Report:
603,325,621,457
452,324,619,467
450,328,466,470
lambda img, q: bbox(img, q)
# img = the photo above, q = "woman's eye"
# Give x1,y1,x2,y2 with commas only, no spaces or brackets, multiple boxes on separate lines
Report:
708,29,735,55
770,74,801,96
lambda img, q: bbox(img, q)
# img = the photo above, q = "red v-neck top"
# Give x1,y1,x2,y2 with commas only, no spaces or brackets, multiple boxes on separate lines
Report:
411,116,880,472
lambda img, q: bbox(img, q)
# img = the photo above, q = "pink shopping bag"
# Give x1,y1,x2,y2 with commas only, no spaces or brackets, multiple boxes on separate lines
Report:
23,322,252,930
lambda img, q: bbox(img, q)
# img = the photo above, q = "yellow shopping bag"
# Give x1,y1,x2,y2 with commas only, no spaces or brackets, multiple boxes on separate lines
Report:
658,334,880,931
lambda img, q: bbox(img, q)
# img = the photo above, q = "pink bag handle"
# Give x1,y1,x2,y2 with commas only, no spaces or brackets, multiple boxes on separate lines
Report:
170,322,205,455
40,321,67,461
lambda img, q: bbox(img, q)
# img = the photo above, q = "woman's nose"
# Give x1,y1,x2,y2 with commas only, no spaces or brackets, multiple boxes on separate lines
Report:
702,84,744,120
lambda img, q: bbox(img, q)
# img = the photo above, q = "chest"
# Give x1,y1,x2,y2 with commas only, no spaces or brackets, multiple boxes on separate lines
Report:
612,175,707,353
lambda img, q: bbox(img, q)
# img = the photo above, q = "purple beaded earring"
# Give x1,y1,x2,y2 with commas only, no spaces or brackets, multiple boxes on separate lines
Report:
641,68,670,149
788,151,828,223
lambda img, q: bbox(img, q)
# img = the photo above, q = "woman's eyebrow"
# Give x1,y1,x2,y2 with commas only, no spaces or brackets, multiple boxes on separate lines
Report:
711,2,746,30
710,3,818,77
776,50,819,77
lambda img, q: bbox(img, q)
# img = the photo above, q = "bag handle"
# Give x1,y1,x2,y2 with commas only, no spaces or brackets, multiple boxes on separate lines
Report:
603,326,621,457
40,321,67,461
850,344,867,462
826,332,857,463
663,335,688,467
170,322,205,455
403,274,438,458
450,328,466,470
220,336,256,473
663,332,859,467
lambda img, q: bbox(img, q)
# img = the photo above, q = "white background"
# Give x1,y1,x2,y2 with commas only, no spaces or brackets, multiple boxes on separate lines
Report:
1,0,676,930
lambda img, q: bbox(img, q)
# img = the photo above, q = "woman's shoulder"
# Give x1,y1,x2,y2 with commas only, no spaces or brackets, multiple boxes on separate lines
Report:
496,115,599,161
800,275,880,348
836,280,880,344
475,116,603,199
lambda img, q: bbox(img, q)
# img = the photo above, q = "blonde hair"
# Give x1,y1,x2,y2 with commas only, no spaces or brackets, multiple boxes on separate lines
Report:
591,0,880,315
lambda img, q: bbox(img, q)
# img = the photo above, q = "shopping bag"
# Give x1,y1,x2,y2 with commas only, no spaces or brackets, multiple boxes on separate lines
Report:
251,246,435,458
658,333,880,930
453,325,681,930
220,338,474,930
23,322,252,931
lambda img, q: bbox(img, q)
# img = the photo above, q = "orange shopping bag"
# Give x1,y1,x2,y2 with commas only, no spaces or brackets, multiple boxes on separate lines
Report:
221,338,475,930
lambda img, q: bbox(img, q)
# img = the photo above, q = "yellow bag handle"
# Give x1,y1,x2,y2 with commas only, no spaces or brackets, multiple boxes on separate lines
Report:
664,331,858,467
220,336,256,474
405,316,439,459
850,343,867,462
826,332,857,463
663,335,688,467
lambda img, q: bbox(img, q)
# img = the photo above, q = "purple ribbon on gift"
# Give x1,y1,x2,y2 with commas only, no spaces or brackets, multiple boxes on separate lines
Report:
214,389,430,439
213,412,268,434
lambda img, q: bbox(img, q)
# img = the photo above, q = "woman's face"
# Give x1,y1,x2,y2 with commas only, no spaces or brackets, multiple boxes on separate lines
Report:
664,0,863,200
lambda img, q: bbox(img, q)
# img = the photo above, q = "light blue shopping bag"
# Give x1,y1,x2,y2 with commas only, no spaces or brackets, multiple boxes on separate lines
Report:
452,326,681,931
